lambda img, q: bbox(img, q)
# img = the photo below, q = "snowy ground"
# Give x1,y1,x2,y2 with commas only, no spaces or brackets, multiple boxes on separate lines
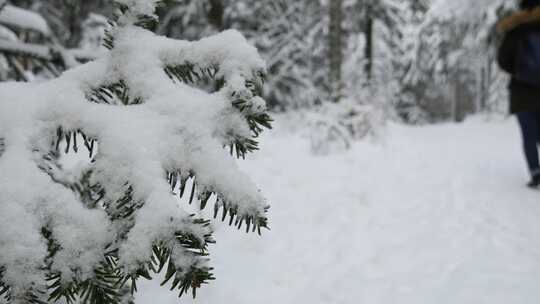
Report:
137,116,540,304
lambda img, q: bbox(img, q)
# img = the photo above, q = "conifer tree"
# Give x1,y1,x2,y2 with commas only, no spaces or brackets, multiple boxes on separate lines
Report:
156,0,322,110
0,1,272,303
402,0,514,121
346,0,406,85
228,0,324,109
155,0,225,40
10,0,112,48
0,2,100,81
0,2,59,80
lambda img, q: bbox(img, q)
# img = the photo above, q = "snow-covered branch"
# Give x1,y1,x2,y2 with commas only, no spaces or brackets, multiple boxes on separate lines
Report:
0,4,51,36
0,6,271,302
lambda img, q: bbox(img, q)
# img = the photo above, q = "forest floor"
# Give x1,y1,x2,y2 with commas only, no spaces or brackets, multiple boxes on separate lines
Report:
137,116,540,304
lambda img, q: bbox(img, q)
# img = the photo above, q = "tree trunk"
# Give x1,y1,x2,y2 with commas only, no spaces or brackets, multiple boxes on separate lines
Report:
207,0,225,30
364,3,374,83
479,66,486,112
328,0,344,102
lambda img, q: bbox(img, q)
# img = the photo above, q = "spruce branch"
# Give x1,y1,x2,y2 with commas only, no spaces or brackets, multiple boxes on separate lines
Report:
88,81,143,106
0,2,272,303
38,133,219,302
167,171,270,234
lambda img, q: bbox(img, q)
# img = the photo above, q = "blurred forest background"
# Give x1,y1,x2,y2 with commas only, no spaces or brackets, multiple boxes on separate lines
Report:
0,0,517,140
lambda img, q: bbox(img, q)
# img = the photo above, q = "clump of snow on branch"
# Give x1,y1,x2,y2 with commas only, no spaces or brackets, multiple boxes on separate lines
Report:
0,6,269,301
0,4,51,36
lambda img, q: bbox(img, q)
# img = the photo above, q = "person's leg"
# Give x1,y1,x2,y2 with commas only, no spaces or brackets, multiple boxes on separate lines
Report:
517,112,540,180
536,112,540,144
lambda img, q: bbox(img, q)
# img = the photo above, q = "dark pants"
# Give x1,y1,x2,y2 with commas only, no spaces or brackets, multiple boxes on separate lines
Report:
517,112,540,176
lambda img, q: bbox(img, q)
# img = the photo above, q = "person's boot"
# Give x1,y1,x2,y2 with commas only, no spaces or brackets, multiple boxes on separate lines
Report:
528,172,540,188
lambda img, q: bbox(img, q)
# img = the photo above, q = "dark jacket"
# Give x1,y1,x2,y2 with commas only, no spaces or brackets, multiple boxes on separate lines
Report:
497,8,540,113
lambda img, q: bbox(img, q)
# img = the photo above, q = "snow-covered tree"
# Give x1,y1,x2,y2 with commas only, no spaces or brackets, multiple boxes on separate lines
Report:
0,1,272,303
392,4,430,123
30,0,112,48
400,0,515,122
344,0,407,84
0,3,57,80
309,0,409,144
0,2,103,81
156,0,226,40
228,0,324,109
156,0,323,110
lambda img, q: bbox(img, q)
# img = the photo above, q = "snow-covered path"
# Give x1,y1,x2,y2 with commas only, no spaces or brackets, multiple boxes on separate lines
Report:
138,118,540,304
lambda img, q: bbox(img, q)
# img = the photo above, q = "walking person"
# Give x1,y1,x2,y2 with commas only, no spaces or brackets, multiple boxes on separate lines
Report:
498,0,540,188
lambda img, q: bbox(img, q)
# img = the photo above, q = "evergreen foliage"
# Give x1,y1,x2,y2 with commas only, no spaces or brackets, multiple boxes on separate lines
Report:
401,0,513,122
229,0,324,109
0,2,101,81
0,1,271,303
0,0,519,121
